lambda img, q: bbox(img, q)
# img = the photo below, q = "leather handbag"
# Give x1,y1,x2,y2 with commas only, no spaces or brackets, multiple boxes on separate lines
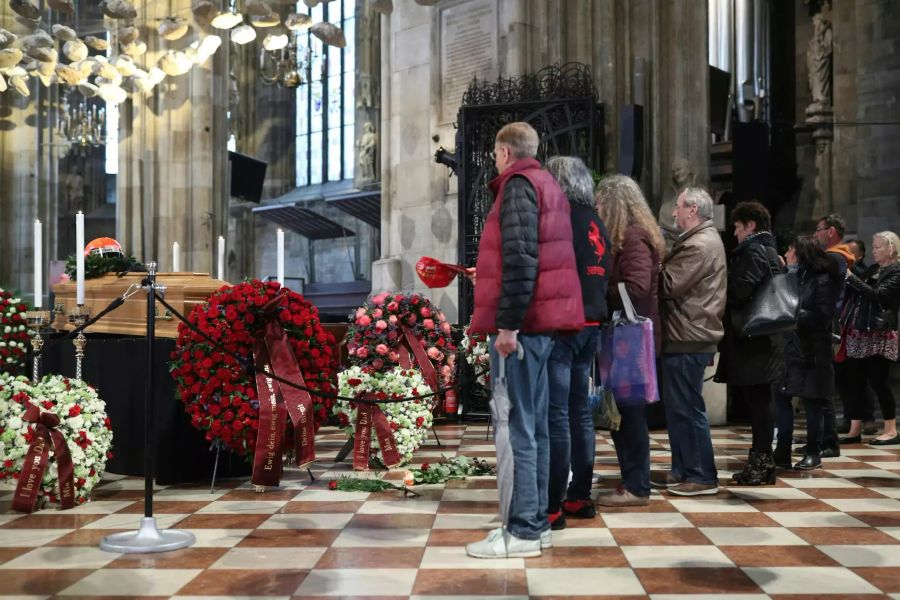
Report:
731,250,800,338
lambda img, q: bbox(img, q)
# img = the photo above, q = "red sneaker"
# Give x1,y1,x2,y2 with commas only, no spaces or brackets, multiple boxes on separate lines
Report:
547,510,567,531
562,499,597,519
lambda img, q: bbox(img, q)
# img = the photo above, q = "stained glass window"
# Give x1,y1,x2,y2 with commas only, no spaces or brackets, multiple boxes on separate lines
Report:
295,0,355,187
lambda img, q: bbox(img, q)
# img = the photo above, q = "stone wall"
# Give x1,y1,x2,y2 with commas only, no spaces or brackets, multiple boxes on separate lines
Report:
374,0,709,322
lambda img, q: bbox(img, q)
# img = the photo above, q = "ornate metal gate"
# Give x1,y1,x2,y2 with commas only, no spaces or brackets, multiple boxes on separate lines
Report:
455,63,602,417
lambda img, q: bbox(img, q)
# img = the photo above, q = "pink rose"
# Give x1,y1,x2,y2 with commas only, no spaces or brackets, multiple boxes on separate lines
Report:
357,347,369,359
372,293,388,306
441,322,451,334
420,307,432,318
407,314,417,325
389,315,398,324
372,358,384,369
348,347,356,356
423,318,435,330
356,307,367,318
426,347,440,360
441,365,452,377
375,319,388,331
389,351,400,362
387,301,399,312
375,344,389,355
357,315,372,327
372,308,383,318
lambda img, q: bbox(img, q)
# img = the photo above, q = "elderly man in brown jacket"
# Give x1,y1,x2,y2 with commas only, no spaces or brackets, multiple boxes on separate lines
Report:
655,187,727,496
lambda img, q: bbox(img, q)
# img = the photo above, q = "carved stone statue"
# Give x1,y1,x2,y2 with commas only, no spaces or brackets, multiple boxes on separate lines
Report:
64,169,85,211
357,121,377,181
806,12,833,112
658,157,696,230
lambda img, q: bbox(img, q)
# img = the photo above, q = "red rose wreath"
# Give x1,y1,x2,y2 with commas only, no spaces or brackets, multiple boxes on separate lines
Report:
0,288,29,374
169,280,337,459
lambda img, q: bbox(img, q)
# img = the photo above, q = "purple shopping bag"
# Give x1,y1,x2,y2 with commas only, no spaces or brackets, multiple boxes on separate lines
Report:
598,283,660,406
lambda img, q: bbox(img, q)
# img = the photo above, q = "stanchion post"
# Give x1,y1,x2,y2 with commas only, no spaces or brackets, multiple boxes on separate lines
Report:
25,311,50,382
99,262,195,554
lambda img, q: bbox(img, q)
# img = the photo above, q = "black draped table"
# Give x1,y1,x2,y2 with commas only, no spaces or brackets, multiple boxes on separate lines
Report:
40,334,250,485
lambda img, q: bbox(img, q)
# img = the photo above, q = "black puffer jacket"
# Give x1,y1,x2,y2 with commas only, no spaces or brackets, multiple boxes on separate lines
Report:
715,231,785,386
843,262,900,332
496,176,539,330
781,264,841,399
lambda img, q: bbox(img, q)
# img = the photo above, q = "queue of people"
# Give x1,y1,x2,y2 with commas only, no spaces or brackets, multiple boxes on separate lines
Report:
464,121,900,559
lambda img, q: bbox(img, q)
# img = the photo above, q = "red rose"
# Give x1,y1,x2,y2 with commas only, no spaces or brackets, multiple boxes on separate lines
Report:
328,480,338,490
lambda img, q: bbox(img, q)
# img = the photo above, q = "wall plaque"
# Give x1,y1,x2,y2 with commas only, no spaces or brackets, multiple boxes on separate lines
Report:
440,0,498,122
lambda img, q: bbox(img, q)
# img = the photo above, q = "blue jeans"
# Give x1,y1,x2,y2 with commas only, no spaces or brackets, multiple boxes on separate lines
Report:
548,327,600,511
661,353,718,485
610,404,651,496
490,333,554,540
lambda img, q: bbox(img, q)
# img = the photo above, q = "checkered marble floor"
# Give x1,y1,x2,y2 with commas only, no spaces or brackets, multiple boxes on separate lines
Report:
2,423,900,599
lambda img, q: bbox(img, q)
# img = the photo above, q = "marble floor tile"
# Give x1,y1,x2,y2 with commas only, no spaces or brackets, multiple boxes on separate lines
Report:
602,512,693,529
819,544,900,567
170,569,308,596
331,527,431,547
83,513,187,530
635,567,762,594
419,546,525,569
622,545,733,568
668,498,759,513
57,568,203,596
195,501,288,514
432,513,495,530
525,567,646,595
257,513,353,530
0,546,120,569
765,512,868,527
356,500,440,514
699,527,808,546
0,529,72,547
294,568,419,596
822,497,900,512
721,545,840,567
209,546,326,570
742,566,882,594
179,529,252,548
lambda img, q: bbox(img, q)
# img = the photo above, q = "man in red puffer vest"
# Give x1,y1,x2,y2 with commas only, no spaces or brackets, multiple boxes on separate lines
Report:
466,122,584,559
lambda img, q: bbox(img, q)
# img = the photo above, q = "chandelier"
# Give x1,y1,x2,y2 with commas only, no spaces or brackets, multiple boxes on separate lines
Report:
259,35,317,89
58,92,106,149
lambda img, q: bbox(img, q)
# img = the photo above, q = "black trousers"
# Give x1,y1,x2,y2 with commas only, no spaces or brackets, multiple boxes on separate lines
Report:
845,356,897,421
733,383,774,453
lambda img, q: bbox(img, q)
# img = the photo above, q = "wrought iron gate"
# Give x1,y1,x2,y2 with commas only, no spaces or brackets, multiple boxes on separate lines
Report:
455,63,602,417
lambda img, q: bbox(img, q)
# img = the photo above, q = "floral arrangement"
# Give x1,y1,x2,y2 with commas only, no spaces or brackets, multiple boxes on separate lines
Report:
334,365,434,467
461,324,490,388
64,253,146,279
169,279,337,459
405,455,495,485
0,373,113,509
0,289,29,374
326,455,496,491
346,292,456,388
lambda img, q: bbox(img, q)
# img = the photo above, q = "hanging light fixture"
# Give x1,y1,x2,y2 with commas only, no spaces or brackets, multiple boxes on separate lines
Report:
58,90,106,149
259,33,314,89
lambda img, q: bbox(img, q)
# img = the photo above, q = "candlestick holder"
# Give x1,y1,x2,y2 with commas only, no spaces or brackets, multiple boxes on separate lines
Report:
68,305,91,380
25,310,51,382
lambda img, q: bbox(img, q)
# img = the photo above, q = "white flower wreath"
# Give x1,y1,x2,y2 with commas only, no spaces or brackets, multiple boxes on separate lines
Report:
333,366,434,467
0,374,114,509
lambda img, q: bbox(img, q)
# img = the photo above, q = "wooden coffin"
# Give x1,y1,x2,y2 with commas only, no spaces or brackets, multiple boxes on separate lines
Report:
51,273,228,338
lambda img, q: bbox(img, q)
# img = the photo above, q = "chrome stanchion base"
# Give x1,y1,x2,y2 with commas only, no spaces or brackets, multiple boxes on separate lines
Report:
99,517,195,554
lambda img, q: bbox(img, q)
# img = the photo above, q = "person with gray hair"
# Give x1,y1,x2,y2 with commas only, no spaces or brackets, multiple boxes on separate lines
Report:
543,156,611,527
655,187,727,496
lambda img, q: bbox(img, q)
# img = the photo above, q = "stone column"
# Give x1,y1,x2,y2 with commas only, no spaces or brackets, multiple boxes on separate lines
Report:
803,0,834,219
116,0,229,275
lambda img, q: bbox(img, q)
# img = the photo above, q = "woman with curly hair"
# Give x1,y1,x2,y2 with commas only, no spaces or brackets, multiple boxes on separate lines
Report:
593,175,665,506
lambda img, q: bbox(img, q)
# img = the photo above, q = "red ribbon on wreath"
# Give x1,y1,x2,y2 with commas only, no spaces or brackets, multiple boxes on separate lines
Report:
12,405,76,513
251,296,318,487
351,325,441,471
352,393,402,470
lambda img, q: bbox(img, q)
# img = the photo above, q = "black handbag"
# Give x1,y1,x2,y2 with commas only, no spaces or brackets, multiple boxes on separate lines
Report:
731,249,800,337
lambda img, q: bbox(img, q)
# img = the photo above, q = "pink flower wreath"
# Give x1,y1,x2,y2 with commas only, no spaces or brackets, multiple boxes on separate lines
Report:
345,292,457,387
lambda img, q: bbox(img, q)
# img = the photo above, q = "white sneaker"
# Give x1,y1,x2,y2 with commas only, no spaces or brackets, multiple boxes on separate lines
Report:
540,529,552,549
465,527,542,559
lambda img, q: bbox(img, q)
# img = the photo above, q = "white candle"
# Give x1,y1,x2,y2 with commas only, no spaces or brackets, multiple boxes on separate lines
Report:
33,220,42,308
172,242,181,272
217,236,225,281
76,211,85,305
276,229,285,287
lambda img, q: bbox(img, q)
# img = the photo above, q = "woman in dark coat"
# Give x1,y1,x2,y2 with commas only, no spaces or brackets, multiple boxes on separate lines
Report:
840,231,900,445
593,175,666,507
773,236,841,470
715,201,784,485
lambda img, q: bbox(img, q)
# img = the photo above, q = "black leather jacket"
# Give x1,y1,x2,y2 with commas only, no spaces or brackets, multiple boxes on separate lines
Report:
844,262,900,332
